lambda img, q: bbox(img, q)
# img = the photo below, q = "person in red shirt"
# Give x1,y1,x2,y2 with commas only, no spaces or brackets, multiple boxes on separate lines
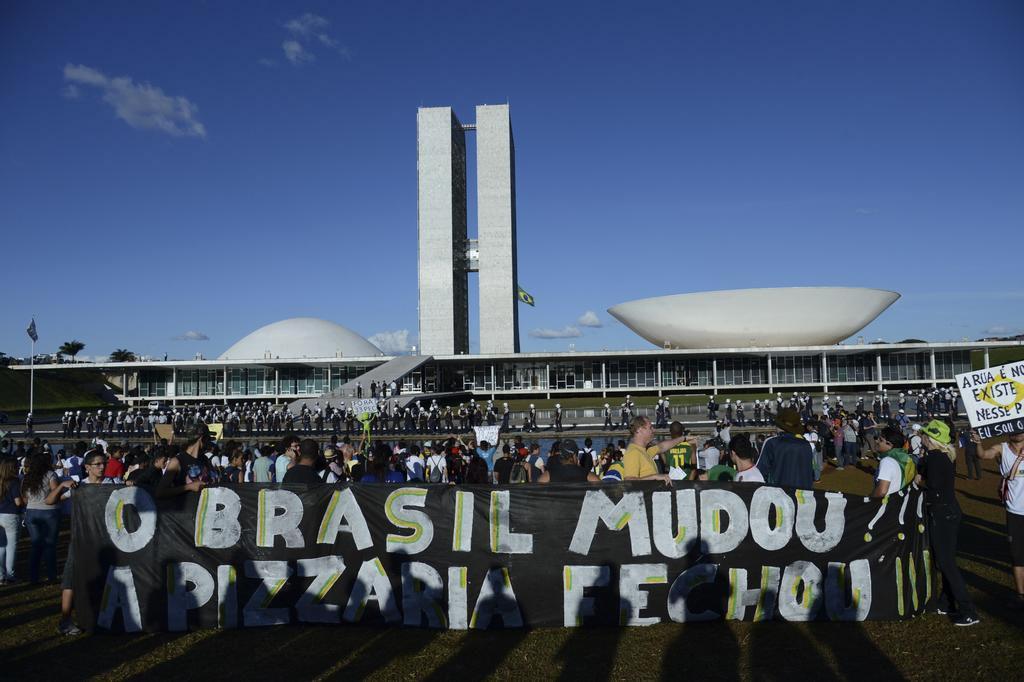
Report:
103,445,125,480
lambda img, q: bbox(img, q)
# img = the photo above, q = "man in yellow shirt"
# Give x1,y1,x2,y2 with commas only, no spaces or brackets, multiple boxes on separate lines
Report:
622,416,691,482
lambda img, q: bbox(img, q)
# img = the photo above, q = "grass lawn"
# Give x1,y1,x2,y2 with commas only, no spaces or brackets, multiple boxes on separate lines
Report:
0,367,112,412
2,459,1022,680
970,346,1024,370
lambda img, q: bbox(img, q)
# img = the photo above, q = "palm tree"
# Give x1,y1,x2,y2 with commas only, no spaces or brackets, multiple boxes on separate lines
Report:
59,340,86,362
109,349,137,362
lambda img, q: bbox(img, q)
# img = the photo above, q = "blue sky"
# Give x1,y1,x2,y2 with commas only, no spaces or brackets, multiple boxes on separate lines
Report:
1,1,1022,360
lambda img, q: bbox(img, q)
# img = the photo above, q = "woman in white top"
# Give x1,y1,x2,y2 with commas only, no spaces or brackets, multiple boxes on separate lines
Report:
21,452,73,584
973,430,1024,609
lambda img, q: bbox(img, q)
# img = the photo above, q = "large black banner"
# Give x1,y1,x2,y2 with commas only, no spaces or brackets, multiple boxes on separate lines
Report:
72,482,932,632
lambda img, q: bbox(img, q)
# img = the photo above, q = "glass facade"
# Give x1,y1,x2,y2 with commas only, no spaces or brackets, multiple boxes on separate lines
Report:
550,362,601,390
879,352,931,381
606,359,659,388
772,355,821,385
493,362,548,391
934,351,971,380
175,369,224,397
121,345,992,402
716,357,767,386
138,369,170,397
826,353,876,383
660,359,714,387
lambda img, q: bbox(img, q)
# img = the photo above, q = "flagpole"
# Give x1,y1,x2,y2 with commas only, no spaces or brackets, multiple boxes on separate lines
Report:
29,337,35,417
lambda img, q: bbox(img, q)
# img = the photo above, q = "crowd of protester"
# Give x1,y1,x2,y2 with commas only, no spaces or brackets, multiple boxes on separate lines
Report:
1,387,1021,635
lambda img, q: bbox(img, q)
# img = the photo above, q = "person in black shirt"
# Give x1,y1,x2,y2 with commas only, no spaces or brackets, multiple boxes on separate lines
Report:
538,442,599,483
493,444,514,484
157,426,213,498
917,420,978,626
283,439,324,487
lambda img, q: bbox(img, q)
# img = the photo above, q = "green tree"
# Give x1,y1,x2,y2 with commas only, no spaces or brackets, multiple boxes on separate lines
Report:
109,349,137,362
58,340,85,361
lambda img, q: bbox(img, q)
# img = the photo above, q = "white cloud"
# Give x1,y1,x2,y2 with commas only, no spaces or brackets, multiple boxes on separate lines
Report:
285,13,330,38
174,330,209,341
63,63,206,138
854,208,877,215
282,40,314,65
258,57,277,67
529,326,582,339
983,325,1021,336
61,84,80,99
279,13,347,65
368,329,414,354
577,311,602,328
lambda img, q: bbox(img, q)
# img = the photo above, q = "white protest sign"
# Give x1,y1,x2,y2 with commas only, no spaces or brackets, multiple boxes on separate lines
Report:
956,359,1024,438
350,398,379,416
473,425,501,446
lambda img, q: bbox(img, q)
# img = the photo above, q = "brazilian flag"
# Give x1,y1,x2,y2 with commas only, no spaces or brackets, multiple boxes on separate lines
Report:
517,286,535,307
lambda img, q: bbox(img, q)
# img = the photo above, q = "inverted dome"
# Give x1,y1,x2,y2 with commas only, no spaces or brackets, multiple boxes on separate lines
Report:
608,287,899,349
219,318,383,360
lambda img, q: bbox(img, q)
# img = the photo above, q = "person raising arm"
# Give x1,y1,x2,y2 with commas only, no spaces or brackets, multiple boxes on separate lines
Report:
621,416,689,483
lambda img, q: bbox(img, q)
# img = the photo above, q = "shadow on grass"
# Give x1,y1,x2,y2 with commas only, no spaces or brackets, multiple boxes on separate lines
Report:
958,490,1005,509
11,631,180,678
748,622,841,681
556,626,621,682
422,629,527,681
659,620,739,681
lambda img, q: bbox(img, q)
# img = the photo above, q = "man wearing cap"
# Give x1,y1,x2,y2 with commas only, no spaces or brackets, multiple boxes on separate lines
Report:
621,416,689,482
973,428,1024,610
756,408,814,489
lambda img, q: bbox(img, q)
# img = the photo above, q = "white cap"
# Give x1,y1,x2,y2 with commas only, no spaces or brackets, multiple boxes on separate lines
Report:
529,404,534,408
555,404,560,408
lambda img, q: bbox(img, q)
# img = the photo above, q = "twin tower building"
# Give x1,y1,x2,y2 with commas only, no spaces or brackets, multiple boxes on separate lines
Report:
418,104,520,356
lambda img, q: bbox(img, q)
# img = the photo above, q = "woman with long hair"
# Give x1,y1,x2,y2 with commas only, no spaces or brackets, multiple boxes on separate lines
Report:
0,458,24,583
917,420,979,626
21,451,73,583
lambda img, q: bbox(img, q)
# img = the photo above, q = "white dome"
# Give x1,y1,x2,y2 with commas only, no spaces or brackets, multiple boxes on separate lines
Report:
219,318,383,360
608,287,899,349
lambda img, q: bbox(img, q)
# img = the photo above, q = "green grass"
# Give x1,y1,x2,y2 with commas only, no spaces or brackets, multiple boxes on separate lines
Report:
971,346,1024,370
0,367,112,412
2,457,1022,680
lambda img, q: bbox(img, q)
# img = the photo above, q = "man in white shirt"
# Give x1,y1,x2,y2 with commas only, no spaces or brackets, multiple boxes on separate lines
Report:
424,444,448,483
907,424,924,460
406,444,425,481
730,435,764,483
804,425,821,481
698,440,721,471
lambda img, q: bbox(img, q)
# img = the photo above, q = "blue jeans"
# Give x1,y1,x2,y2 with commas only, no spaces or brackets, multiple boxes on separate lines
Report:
24,508,60,582
0,513,20,580
843,441,859,466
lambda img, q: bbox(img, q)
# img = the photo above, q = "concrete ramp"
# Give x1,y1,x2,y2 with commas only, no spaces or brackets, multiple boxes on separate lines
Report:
287,355,432,412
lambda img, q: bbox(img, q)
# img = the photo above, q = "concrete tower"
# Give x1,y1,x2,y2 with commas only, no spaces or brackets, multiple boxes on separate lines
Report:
417,107,469,355
476,104,520,354
417,104,519,356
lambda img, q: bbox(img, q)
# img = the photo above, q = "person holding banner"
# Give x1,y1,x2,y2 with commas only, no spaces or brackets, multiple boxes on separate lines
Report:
972,429,1024,610
917,420,979,626
157,425,215,498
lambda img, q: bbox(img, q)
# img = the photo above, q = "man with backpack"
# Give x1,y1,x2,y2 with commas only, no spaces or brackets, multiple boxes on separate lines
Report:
871,426,916,498
425,443,448,483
